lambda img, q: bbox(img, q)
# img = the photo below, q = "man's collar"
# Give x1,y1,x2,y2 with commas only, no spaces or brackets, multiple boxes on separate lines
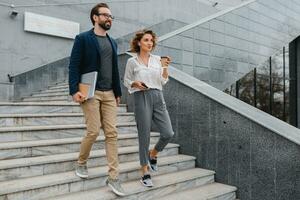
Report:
89,28,110,37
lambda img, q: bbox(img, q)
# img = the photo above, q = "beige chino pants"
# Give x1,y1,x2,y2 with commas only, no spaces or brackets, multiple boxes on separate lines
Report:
78,90,119,179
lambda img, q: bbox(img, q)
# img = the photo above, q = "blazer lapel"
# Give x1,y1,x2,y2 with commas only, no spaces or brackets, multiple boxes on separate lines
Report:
107,34,118,74
89,29,102,59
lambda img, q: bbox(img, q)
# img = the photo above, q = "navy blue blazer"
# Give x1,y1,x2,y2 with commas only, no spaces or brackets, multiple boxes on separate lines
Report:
68,29,122,97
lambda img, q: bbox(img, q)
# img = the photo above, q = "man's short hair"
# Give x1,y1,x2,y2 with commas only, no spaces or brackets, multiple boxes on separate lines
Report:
90,3,110,25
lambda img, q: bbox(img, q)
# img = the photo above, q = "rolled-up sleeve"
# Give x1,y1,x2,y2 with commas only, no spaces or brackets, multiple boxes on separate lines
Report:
124,59,134,90
161,76,168,85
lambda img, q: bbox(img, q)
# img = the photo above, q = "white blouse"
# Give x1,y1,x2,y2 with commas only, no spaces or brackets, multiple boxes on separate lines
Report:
124,54,168,94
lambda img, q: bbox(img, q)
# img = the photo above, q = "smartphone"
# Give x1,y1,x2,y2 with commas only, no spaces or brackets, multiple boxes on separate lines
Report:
141,83,148,88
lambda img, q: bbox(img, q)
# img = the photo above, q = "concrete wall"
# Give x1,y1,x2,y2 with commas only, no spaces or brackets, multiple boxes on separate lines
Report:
197,0,249,10
13,57,69,100
164,77,300,200
0,82,13,101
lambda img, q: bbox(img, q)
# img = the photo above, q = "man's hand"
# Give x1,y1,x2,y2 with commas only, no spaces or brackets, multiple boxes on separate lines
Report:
116,96,121,107
72,92,86,103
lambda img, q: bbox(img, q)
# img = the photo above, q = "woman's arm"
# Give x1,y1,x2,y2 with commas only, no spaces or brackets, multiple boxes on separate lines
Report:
160,56,171,85
123,59,134,89
124,58,148,90
162,68,169,79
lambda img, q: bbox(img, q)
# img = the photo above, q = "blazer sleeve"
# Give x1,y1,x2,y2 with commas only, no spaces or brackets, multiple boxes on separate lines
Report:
112,39,122,97
68,35,83,96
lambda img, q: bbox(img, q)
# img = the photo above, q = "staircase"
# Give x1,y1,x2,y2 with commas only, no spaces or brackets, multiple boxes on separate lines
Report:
0,82,237,200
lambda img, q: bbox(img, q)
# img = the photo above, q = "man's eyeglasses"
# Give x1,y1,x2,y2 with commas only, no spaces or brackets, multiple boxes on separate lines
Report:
96,13,115,20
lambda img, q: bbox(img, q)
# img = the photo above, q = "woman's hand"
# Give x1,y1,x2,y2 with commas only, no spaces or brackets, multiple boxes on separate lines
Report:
131,81,148,90
161,56,171,79
161,56,171,68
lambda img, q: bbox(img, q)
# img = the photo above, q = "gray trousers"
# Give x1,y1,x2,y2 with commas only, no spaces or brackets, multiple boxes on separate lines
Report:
134,89,174,166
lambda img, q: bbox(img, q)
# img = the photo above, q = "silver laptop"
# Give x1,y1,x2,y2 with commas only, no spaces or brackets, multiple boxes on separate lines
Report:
80,71,98,99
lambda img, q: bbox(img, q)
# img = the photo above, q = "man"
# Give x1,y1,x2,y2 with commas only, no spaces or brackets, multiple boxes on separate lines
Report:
68,3,125,196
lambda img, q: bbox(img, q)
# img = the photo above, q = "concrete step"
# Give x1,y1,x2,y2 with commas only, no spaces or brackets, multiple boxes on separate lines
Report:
0,122,137,142
31,91,69,97
23,95,71,101
0,112,135,127
0,132,159,160
0,143,179,181
51,82,68,86
0,155,196,200
48,84,69,90
38,88,69,94
160,183,237,200
48,168,215,200
0,102,127,114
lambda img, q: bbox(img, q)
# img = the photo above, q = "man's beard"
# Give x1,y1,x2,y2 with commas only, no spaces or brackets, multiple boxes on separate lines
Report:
99,21,111,31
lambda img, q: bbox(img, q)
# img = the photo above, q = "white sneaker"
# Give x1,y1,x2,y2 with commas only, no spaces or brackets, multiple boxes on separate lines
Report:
140,174,154,187
75,164,88,178
106,177,126,196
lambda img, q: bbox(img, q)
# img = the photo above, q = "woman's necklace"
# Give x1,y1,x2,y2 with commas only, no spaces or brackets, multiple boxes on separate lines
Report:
138,54,150,67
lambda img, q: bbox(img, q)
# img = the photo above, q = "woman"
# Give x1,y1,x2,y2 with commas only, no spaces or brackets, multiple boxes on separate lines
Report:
124,29,174,187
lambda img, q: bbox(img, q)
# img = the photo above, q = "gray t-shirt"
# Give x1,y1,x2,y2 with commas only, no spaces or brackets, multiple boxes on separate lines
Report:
96,35,113,91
